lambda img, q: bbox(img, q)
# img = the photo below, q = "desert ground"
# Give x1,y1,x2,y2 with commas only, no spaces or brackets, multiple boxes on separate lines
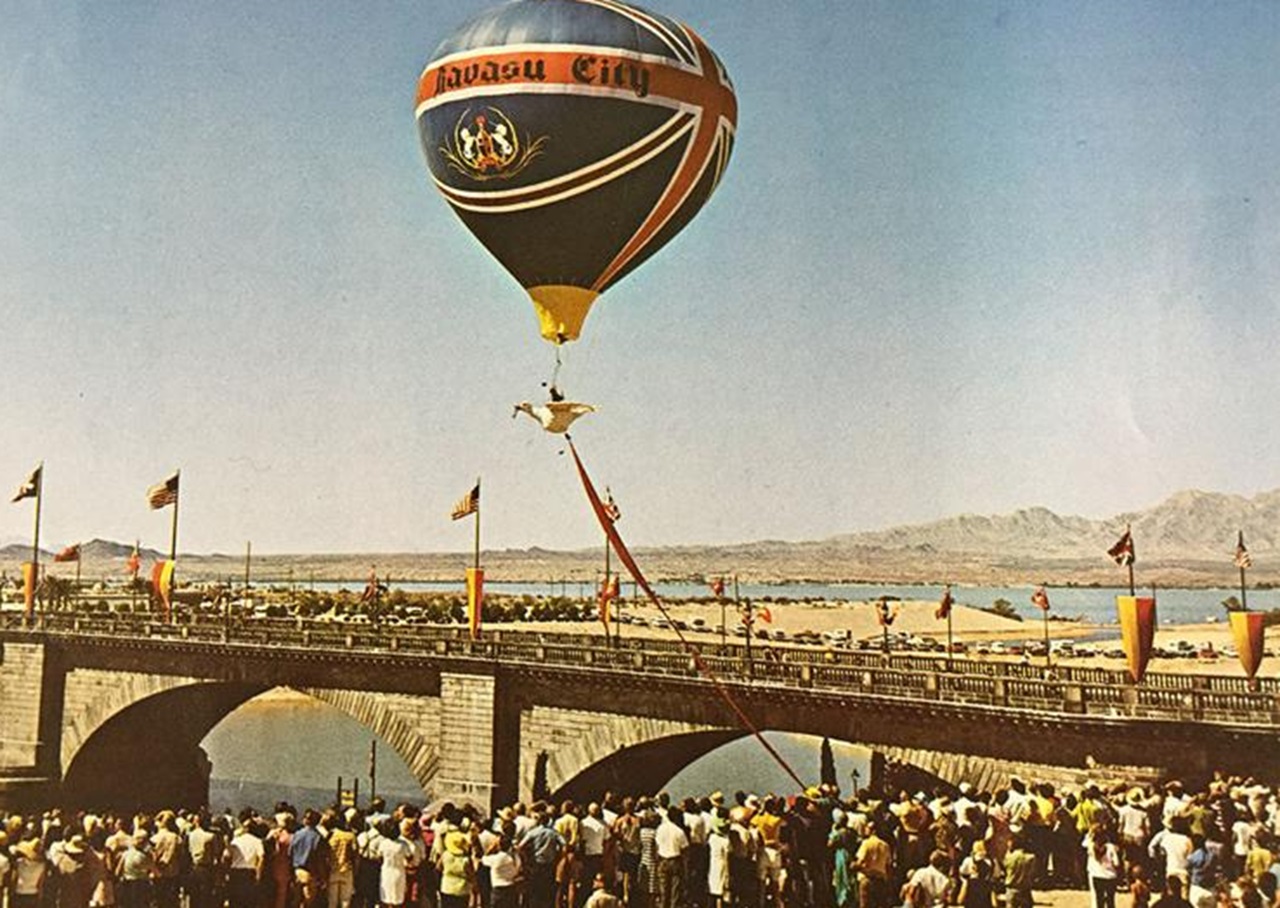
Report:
515,599,1266,677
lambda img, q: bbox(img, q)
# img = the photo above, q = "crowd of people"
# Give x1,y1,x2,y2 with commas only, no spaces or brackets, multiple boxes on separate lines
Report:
2,773,1280,908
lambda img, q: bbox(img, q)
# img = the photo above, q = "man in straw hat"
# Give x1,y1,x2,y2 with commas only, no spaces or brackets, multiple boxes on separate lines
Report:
12,835,49,908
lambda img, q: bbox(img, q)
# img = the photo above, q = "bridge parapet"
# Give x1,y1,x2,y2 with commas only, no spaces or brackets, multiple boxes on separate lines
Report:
3,612,1280,808
6,613,1280,729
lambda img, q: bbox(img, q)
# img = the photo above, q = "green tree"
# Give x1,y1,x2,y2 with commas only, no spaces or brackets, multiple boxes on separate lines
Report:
982,598,1022,622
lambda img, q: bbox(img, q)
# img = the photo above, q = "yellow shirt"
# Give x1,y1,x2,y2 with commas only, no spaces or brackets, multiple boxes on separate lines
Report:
856,836,892,880
752,813,782,848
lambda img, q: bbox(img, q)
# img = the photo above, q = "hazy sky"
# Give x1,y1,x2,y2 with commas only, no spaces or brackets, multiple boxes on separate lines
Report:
3,1,1278,555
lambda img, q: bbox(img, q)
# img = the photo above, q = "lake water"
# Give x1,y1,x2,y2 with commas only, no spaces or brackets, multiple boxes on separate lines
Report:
289,579,1270,628
203,693,870,814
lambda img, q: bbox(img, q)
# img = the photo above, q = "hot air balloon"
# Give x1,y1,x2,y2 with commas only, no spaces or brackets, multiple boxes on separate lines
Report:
415,0,737,346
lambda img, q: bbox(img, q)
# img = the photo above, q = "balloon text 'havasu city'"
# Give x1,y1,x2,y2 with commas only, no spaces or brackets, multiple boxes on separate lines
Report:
415,0,737,346
430,56,654,100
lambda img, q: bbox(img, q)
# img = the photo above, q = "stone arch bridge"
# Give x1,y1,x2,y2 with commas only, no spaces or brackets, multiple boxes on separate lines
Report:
1,614,1278,811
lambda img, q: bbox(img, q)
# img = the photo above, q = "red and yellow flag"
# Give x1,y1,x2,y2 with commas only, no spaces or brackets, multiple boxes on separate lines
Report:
21,562,37,620
599,574,619,629
1116,595,1156,683
936,585,954,620
1229,610,1265,679
152,559,175,621
466,567,484,640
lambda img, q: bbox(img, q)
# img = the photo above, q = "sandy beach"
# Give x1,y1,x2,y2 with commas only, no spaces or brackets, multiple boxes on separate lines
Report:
520,599,1269,677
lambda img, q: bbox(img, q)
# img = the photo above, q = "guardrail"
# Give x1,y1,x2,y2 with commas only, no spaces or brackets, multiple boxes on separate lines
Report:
3,612,1279,727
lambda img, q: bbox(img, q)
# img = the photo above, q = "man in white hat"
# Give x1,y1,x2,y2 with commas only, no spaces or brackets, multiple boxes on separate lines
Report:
1118,788,1152,870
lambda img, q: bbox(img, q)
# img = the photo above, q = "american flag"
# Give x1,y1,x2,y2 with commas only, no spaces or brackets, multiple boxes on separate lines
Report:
450,483,480,520
1235,531,1252,570
147,472,180,510
1107,527,1135,566
11,465,41,503
1031,586,1051,611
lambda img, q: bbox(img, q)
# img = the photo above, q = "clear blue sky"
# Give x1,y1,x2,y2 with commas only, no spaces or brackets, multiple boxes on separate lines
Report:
3,1,1278,555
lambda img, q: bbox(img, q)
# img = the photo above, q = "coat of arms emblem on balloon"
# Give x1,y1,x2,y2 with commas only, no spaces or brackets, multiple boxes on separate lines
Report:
441,107,547,181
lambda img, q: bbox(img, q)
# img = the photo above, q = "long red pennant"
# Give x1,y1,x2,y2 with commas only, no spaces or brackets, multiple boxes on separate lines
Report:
568,440,806,792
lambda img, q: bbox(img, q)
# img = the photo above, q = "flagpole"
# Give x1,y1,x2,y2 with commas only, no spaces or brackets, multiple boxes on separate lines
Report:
168,470,180,623
1240,565,1248,612
737,575,752,678
615,578,623,648
1127,562,1135,597
30,466,43,571
1042,598,1051,671
131,539,139,613
603,534,612,646
947,608,954,667
32,467,44,624
720,582,727,652
473,477,481,572
169,471,180,562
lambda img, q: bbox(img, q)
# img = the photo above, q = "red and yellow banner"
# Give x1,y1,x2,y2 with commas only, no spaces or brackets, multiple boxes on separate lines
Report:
466,567,484,640
152,560,175,622
1229,611,1265,679
599,575,619,630
21,562,37,620
1117,595,1157,683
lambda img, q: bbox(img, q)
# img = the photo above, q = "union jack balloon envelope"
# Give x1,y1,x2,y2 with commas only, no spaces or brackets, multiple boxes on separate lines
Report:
415,0,737,344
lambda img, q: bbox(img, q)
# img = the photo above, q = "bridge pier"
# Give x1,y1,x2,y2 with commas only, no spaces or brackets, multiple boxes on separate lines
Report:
0,641,65,811
434,672,520,813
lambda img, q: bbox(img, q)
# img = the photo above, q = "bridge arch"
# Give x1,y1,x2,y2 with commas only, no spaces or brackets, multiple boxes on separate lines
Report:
59,670,441,811
552,730,748,803
520,705,739,801
62,679,267,810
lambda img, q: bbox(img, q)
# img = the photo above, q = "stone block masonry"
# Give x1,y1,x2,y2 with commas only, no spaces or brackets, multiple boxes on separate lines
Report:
437,672,521,812
0,643,46,769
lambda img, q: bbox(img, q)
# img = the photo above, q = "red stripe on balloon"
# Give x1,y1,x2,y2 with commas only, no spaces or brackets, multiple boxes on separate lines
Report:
591,32,733,291
417,48,736,121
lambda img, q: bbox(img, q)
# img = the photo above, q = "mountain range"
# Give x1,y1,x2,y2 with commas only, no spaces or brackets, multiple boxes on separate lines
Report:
4,489,1276,588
